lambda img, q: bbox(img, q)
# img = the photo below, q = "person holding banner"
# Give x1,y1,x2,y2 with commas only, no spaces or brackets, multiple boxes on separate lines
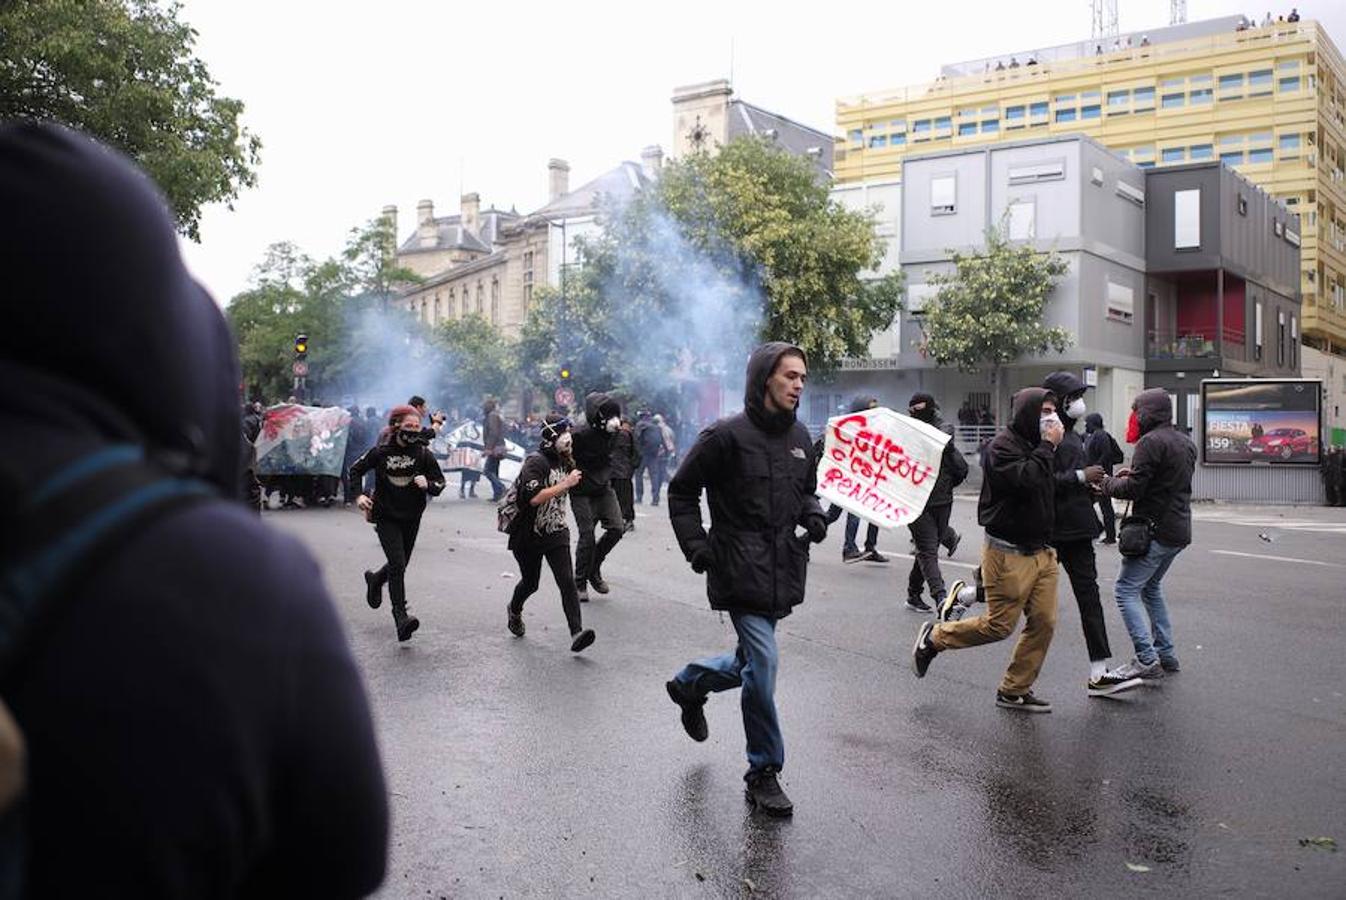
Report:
665,343,827,818
904,393,968,611
912,387,1062,713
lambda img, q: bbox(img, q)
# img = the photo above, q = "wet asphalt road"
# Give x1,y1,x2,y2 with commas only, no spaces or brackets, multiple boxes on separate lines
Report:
269,493,1346,898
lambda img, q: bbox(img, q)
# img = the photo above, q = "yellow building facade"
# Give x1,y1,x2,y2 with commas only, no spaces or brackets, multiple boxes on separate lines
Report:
835,18,1346,353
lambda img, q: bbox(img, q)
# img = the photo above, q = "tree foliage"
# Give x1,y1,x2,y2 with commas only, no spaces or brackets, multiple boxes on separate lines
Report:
433,314,516,402
0,0,261,239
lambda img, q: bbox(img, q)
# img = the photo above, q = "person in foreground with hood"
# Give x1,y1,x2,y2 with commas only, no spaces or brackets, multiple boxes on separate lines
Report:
904,392,968,611
665,343,827,817
350,405,447,641
0,123,387,895
1084,411,1124,543
505,415,596,652
1040,373,1141,698
912,387,1063,713
1102,389,1196,683
570,392,627,602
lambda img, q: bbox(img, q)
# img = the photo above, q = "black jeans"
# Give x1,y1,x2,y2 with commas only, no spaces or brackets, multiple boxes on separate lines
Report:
640,457,668,503
1097,496,1116,541
612,478,635,523
511,544,583,634
572,488,624,585
908,503,952,601
1053,537,1111,662
373,517,421,609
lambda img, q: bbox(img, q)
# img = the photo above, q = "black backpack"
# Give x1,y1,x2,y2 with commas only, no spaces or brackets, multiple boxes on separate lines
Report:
0,445,214,898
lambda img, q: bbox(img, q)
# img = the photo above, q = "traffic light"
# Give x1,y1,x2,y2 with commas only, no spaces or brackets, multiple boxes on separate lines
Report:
558,364,572,382
294,333,308,358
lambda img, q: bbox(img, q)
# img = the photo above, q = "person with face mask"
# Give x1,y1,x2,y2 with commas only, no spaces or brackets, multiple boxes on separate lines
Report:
904,393,968,611
912,388,1063,713
569,392,626,602
1040,373,1141,697
349,406,446,641
1083,412,1124,543
506,415,596,652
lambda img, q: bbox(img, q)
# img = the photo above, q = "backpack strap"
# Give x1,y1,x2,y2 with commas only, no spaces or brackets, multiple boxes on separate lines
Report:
0,445,215,679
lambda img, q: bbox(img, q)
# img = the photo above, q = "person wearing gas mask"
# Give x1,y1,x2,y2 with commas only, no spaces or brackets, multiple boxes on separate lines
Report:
1040,373,1141,698
570,392,626,602
506,415,596,652
912,388,1062,713
904,393,968,611
349,405,446,641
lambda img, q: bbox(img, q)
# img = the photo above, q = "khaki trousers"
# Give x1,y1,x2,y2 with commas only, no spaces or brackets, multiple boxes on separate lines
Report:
931,544,1058,696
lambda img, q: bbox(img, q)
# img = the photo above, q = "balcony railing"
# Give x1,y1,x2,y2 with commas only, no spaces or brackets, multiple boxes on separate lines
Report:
1147,328,1246,359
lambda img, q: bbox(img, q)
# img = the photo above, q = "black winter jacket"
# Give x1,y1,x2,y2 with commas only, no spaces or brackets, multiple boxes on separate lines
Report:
1084,413,1123,475
347,435,446,522
1104,389,1196,547
669,343,824,618
1042,372,1102,542
927,419,968,507
977,388,1057,550
610,429,640,480
571,392,620,496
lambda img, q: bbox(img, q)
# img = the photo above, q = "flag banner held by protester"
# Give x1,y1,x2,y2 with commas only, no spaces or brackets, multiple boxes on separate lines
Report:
438,420,525,483
255,404,351,477
817,407,949,529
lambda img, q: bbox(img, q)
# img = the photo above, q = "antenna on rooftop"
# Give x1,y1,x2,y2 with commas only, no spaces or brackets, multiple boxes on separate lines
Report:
1170,0,1187,25
1090,0,1119,41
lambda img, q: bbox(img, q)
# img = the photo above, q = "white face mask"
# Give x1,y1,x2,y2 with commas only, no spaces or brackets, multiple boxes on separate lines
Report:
605,416,621,433
1066,397,1087,419
1040,412,1062,439
554,432,573,454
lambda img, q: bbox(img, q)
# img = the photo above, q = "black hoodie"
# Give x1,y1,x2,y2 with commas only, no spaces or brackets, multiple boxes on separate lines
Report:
1104,389,1196,546
668,343,824,617
0,124,387,897
570,392,621,496
977,387,1057,549
1041,371,1102,541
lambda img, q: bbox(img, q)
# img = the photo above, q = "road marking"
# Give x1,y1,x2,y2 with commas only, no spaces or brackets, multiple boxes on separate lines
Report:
1210,549,1346,569
888,553,979,571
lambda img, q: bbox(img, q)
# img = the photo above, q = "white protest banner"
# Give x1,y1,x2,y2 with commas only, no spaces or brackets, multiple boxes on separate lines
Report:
816,407,949,529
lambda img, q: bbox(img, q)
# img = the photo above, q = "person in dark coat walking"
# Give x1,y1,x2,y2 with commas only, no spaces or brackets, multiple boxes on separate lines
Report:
506,415,596,652
1103,389,1196,682
570,392,626,601
665,343,827,817
0,122,387,896
610,417,640,531
905,393,968,611
1041,373,1140,697
350,405,447,641
481,398,506,501
1084,412,1124,543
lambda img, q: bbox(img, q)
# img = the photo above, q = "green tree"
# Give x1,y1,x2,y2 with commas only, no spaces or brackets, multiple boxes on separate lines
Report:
918,224,1072,424
342,217,421,310
0,0,262,240
433,314,516,406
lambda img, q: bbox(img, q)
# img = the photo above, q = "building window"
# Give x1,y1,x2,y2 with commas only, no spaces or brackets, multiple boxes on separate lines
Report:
982,119,1000,133
1190,87,1213,104
1254,301,1264,360
1008,160,1065,184
934,116,951,131
1190,144,1213,160
906,282,938,316
1175,188,1201,249
1081,104,1101,119
892,133,906,145
1107,89,1130,109
958,122,977,136
523,284,532,308
1279,75,1301,92
1055,107,1077,123
1279,133,1301,156
1162,91,1185,109
869,134,888,148
848,129,863,146
1221,150,1245,166
1277,309,1286,366
1133,86,1155,110
1291,315,1298,367
491,278,500,325
1029,101,1049,118
1161,147,1186,163
930,174,956,214
1106,280,1135,323
1006,105,1025,121
1007,198,1035,240
1249,147,1274,164
1189,75,1213,104
912,119,931,140
434,294,441,322
1249,69,1273,96
1218,72,1244,99
476,283,483,315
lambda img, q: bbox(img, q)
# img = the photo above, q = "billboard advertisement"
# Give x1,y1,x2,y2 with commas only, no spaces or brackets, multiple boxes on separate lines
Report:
1201,379,1321,465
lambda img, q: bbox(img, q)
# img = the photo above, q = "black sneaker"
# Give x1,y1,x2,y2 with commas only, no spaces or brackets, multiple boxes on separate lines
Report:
570,628,596,653
364,570,383,609
842,549,865,564
1160,656,1181,673
995,691,1051,712
392,606,420,642
507,603,525,637
589,573,611,595
744,767,793,817
905,596,933,613
1087,671,1143,697
665,679,708,742
866,550,889,563
911,621,938,677
944,529,962,558
576,584,590,603
1100,537,1117,545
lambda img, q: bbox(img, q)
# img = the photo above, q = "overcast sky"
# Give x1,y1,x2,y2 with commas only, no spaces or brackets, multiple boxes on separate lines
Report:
177,0,1346,304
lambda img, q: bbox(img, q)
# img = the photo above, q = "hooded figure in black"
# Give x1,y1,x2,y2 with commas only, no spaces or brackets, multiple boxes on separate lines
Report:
1083,412,1123,542
904,392,969,610
1041,373,1138,696
912,387,1065,712
506,415,596,652
0,123,387,896
665,343,826,818
569,392,625,600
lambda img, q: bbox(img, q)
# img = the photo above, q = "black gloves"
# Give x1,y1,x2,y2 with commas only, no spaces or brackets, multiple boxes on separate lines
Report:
803,513,828,544
690,547,714,574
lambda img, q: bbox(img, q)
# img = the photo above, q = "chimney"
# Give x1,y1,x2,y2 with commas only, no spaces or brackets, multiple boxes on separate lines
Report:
416,199,436,247
460,192,480,237
640,145,664,179
548,159,570,202
381,204,398,257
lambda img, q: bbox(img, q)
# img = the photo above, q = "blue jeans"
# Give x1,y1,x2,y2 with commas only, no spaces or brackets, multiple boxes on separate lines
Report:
674,612,783,777
1114,540,1183,665
843,513,878,555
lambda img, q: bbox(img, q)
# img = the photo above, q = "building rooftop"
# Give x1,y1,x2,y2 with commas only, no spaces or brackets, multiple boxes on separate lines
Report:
728,100,834,173
530,161,652,219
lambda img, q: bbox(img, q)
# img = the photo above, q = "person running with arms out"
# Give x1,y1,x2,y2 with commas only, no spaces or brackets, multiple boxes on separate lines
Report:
505,415,596,653
912,388,1063,712
665,343,828,817
350,405,446,642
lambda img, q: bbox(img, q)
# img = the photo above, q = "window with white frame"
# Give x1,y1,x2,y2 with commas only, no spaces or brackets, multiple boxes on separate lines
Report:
906,282,939,316
930,174,956,215
1007,198,1035,240
1106,280,1135,323
1277,309,1286,366
1174,188,1201,249
1254,301,1264,360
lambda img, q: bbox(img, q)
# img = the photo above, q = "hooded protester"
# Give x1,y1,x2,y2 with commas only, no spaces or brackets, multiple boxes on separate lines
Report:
342,404,367,507
349,405,447,641
610,417,641,532
506,415,596,652
481,397,506,501
569,392,626,601
1084,412,1124,543
665,343,827,817
0,123,387,895
905,393,968,611
913,387,1063,713
1102,389,1196,682
1039,373,1140,697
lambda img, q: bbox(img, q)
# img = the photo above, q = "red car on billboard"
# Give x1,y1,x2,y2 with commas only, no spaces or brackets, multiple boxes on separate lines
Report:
1247,427,1314,460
